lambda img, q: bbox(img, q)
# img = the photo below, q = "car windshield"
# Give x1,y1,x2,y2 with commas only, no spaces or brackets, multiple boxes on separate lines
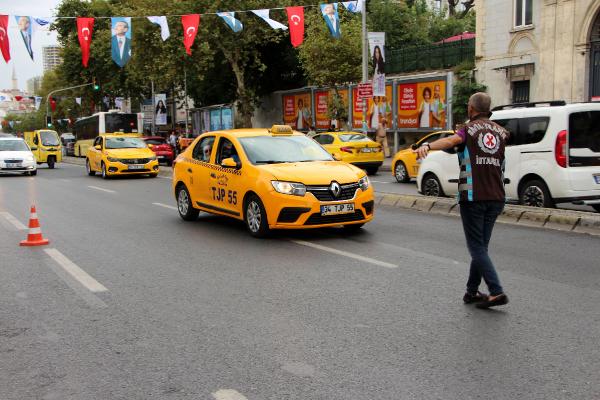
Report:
339,134,373,143
0,140,29,152
144,138,166,145
105,137,147,149
239,135,333,164
40,131,60,146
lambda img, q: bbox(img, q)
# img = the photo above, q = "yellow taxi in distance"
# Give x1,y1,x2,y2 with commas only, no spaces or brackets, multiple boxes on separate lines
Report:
312,131,383,175
172,125,375,237
392,130,454,182
85,134,159,179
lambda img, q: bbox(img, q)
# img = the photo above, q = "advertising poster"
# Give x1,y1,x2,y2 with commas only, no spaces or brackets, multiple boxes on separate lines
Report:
210,109,221,131
282,92,312,130
221,107,233,130
352,84,392,130
368,32,386,97
315,89,349,130
154,94,167,125
397,80,446,129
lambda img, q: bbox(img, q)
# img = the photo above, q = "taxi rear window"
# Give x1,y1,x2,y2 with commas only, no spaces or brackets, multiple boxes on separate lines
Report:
339,134,372,142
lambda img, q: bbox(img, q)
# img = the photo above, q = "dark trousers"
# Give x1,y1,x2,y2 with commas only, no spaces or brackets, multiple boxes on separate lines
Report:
459,201,505,296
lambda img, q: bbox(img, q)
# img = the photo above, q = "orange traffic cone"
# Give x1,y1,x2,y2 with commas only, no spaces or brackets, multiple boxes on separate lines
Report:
20,205,50,247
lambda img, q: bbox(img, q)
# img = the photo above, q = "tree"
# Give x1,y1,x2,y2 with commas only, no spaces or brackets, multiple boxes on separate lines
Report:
448,0,475,18
452,61,486,126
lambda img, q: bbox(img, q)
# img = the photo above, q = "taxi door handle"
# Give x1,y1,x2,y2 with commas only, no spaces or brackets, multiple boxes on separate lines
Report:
210,173,216,178
187,168,192,173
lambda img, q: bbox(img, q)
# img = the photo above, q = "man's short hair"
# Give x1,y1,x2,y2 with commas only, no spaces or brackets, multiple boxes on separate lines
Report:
469,92,491,113
116,21,129,29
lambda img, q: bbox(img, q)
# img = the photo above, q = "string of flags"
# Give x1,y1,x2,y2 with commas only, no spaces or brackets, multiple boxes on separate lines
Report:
0,1,363,68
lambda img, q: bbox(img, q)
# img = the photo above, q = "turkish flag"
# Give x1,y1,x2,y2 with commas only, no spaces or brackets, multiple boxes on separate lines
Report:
0,15,10,63
14,95,22,101
286,7,304,48
181,14,200,55
77,17,94,67
50,98,57,112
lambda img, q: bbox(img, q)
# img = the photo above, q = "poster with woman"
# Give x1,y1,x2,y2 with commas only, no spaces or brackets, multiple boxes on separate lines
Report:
397,80,446,129
352,84,392,130
282,93,312,130
368,32,386,97
154,94,167,125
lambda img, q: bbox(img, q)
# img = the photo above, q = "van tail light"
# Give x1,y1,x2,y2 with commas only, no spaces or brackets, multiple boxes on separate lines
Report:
340,146,354,153
555,130,567,168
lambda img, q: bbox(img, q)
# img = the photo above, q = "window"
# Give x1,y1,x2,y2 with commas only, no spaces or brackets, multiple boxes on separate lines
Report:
569,111,600,167
216,138,240,164
314,134,334,145
515,0,532,28
512,81,530,103
192,136,215,162
494,117,549,146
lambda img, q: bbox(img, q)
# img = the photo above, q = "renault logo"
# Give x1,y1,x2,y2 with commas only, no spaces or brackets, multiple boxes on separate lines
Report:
330,181,341,198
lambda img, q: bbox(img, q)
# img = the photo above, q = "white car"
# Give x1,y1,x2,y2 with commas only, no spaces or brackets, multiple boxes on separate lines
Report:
417,102,600,212
0,137,37,175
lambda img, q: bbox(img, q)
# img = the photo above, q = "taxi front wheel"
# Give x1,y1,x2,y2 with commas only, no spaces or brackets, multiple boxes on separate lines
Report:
177,185,199,221
245,195,270,238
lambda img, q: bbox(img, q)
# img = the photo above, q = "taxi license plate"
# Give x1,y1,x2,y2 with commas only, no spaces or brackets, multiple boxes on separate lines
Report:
6,163,21,168
157,155,165,159
128,165,144,170
360,148,372,153
320,203,354,216
594,174,600,184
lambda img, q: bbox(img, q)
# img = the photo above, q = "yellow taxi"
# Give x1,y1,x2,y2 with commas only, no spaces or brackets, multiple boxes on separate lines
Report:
312,131,383,175
85,134,159,179
23,130,62,169
172,125,375,237
392,130,454,182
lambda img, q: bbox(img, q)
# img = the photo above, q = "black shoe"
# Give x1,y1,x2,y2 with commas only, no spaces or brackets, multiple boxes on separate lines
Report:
476,293,509,309
463,291,489,304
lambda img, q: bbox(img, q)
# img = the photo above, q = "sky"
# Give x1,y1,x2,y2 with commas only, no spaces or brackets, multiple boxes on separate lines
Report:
0,0,62,92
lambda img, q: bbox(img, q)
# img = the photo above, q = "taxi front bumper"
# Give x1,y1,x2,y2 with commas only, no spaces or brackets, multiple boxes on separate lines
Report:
265,187,375,229
105,159,160,175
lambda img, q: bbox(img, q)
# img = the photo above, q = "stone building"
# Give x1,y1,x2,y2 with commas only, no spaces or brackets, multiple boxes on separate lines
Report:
475,0,600,106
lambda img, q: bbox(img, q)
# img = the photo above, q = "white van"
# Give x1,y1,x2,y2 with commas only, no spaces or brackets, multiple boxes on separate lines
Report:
416,101,600,212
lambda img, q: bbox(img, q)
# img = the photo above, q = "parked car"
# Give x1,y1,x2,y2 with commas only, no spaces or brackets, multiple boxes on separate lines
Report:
61,133,76,156
143,136,175,166
312,131,384,175
391,130,454,182
416,101,600,212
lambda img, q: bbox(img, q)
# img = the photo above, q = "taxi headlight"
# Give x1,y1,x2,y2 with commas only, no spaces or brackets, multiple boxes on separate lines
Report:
25,155,35,162
271,181,306,196
148,156,157,161
359,175,370,191
107,157,119,162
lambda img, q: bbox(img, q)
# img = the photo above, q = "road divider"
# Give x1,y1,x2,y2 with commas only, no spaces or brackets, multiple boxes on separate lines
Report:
375,193,600,236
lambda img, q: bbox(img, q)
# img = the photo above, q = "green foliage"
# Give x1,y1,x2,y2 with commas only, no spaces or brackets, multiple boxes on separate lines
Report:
452,61,486,126
327,90,348,122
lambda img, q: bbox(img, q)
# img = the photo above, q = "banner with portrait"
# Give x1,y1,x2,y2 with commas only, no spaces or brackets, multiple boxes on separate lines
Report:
282,92,312,130
352,84,392,130
154,93,167,125
368,32,385,97
314,88,349,130
111,17,132,68
397,80,446,129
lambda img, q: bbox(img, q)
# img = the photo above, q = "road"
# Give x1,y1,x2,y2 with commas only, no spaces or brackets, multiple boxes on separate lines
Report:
1,163,599,400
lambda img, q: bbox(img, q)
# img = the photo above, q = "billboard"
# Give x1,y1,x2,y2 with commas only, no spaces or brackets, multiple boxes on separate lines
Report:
282,92,312,130
397,80,447,129
314,88,349,130
352,84,392,130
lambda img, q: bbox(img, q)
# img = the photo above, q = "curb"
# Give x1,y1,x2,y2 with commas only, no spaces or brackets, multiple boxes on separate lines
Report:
374,193,600,236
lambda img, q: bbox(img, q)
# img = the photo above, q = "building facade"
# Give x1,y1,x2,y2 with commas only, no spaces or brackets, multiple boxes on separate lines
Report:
42,45,62,73
475,0,600,106
27,76,42,95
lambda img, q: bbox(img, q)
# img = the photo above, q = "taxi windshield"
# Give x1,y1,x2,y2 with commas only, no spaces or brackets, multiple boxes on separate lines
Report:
239,135,333,164
105,137,147,149
40,131,60,146
0,140,29,152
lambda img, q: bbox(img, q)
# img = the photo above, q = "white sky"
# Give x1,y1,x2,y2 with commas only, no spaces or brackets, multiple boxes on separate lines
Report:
0,0,62,91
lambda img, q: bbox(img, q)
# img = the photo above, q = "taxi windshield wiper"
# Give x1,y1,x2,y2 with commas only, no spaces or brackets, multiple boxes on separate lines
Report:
255,160,289,164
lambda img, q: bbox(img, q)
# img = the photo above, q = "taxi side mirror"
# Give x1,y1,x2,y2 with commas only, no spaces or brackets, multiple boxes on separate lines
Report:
332,153,342,161
94,145,101,150
30,146,38,151
221,157,241,170
33,136,39,145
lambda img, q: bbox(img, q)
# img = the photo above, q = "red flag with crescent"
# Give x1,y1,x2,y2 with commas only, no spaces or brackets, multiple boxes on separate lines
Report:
0,15,10,63
182,14,200,55
286,7,304,48
77,17,94,67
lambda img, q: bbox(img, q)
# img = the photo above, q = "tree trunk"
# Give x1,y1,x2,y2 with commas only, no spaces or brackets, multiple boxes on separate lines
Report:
219,45,253,128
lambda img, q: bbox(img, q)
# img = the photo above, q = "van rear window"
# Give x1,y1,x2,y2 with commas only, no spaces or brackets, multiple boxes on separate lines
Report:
493,117,549,146
569,111,600,167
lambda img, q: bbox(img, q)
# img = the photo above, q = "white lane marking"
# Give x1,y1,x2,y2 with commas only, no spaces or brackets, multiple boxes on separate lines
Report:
0,212,27,230
87,185,116,193
370,180,391,184
44,248,108,293
157,176,171,179
291,240,398,269
152,202,177,211
60,179,71,182
212,389,248,400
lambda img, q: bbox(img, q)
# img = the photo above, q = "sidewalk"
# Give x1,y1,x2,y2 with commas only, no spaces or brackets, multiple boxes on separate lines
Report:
381,156,393,172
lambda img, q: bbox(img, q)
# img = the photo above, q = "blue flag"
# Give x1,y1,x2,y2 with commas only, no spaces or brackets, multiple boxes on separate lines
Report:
217,12,243,33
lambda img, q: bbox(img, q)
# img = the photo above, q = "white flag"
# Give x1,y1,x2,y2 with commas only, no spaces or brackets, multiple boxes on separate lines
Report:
34,96,42,110
251,9,288,30
342,1,363,13
147,16,170,41
75,97,82,106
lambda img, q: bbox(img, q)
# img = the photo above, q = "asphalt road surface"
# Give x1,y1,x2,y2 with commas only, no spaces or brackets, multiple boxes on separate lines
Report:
1,163,599,400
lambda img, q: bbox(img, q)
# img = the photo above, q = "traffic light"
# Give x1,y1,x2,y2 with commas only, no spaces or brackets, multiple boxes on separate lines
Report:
46,116,52,128
93,78,100,91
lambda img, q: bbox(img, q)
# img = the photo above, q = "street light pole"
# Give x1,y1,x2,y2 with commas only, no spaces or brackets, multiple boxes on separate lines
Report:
361,0,368,135
151,80,155,134
46,82,94,127
184,69,189,136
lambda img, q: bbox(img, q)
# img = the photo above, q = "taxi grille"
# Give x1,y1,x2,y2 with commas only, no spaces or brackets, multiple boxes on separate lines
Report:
306,183,359,202
119,158,152,164
304,210,365,225
3,159,23,163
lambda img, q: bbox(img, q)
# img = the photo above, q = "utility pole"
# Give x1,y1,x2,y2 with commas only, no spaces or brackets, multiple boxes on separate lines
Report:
151,80,155,134
46,82,95,128
361,0,368,135
184,69,189,136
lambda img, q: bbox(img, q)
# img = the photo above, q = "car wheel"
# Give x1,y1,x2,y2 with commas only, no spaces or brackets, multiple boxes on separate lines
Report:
176,185,199,221
245,194,270,238
519,179,554,208
343,223,365,231
422,173,444,197
366,167,378,176
47,156,55,169
149,173,158,178
101,162,109,179
394,161,410,183
29,170,37,176
592,204,600,213
86,159,95,176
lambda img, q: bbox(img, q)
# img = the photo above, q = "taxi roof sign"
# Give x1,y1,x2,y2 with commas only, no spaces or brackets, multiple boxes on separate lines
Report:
270,125,293,135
